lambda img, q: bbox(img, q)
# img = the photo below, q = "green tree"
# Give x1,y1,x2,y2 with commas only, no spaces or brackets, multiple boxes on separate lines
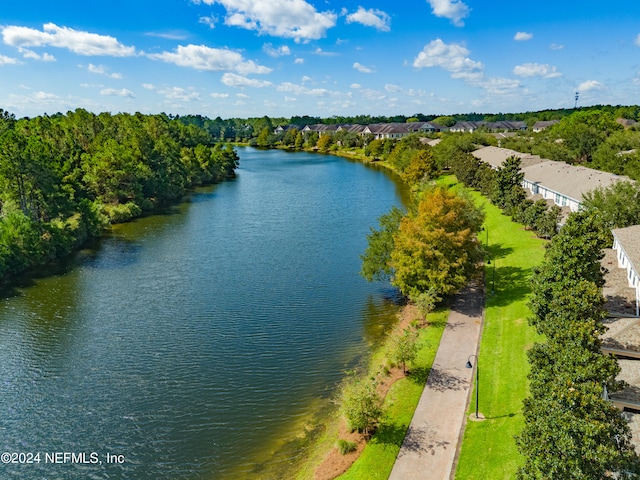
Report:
339,375,384,436
317,133,334,152
256,126,275,147
360,206,404,282
389,328,418,374
390,186,484,298
402,149,437,184
550,110,623,163
492,156,526,213
582,180,640,230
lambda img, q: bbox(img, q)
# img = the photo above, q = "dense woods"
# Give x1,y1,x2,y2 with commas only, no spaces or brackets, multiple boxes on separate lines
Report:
0,108,238,281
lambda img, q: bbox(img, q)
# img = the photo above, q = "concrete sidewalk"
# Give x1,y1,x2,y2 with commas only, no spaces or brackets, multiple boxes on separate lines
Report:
388,283,484,480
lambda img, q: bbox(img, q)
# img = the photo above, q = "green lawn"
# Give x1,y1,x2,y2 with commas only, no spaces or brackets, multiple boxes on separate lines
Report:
454,190,546,479
337,308,448,480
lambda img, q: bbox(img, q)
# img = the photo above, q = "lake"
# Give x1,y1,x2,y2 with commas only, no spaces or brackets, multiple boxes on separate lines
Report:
0,147,408,479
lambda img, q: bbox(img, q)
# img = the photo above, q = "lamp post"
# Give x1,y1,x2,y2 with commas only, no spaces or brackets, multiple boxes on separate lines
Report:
466,354,479,419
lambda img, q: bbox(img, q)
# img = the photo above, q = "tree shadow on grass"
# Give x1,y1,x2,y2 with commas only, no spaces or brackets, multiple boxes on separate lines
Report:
372,422,451,457
486,242,514,262
485,264,534,307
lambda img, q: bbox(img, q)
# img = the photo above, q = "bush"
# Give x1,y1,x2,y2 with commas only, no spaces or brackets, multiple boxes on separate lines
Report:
337,439,357,455
339,376,384,436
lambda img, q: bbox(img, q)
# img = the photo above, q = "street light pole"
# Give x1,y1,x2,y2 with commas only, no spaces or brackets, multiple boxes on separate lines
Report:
466,354,479,419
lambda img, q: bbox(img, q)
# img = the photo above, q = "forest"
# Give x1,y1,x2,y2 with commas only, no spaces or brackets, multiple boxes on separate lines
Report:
0,108,239,281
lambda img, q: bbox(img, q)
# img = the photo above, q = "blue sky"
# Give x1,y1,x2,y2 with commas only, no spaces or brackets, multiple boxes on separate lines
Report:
1,0,640,119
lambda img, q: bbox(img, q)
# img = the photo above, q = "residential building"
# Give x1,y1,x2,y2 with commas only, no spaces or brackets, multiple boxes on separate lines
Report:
532,120,559,132
612,225,640,317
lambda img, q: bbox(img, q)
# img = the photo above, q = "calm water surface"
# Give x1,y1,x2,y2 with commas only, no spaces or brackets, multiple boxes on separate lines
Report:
0,147,407,479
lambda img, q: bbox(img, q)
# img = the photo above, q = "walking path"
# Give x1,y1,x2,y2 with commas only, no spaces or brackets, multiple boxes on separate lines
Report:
388,283,484,480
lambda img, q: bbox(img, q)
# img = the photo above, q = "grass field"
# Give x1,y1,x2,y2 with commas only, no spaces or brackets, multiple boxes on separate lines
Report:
454,189,546,479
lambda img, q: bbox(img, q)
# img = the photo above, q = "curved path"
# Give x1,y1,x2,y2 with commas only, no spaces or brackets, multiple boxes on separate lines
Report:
388,283,484,480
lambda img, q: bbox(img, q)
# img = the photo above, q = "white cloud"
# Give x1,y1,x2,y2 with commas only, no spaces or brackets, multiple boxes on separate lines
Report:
221,72,273,87
145,31,189,40
142,83,156,90
514,32,533,41
481,77,521,95
203,0,337,42
413,38,521,99
88,63,123,79
413,38,483,80
385,84,401,93
513,63,561,78
636,33,640,47
353,62,373,73
148,44,272,74
100,88,135,98
210,92,230,98
19,48,55,62
158,87,201,102
549,43,564,51
345,7,391,32
426,0,470,27
0,54,21,65
277,82,332,97
294,57,304,64
577,80,604,92
236,93,250,99
199,16,218,29
313,48,337,56
263,43,291,57
350,83,361,89
2,23,136,56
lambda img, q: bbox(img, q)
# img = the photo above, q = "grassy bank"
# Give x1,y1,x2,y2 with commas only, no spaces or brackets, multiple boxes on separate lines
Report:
295,306,448,480
337,308,448,480
454,189,546,479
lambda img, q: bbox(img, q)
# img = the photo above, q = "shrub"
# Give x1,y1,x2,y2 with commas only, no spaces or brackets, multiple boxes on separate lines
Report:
337,439,357,455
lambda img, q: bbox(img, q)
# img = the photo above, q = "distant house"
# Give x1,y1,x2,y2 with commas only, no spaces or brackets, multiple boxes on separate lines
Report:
484,121,527,132
274,124,298,135
361,122,444,140
617,118,638,129
449,121,485,133
301,124,339,136
336,124,366,134
532,120,559,132
612,225,640,317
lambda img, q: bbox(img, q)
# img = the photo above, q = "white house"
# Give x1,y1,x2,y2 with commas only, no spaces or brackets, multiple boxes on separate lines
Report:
473,147,632,212
612,225,640,317
521,161,629,212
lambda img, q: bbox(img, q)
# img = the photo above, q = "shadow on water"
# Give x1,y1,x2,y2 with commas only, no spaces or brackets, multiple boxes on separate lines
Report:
361,287,405,346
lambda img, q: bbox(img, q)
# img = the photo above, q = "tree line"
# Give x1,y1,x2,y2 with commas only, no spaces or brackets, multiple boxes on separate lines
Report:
518,210,640,478
0,108,239,281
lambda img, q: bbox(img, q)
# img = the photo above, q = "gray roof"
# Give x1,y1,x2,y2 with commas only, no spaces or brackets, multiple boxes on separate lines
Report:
532,120,559,130
472,146,546,169
302,124,339,133
612,225,640,278
521,160,631,202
